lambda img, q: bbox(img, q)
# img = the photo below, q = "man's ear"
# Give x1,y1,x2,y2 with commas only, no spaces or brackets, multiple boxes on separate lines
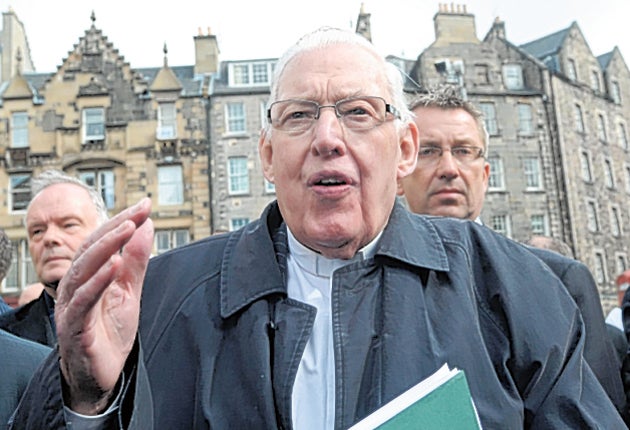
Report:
397,120,419,180
259,128,274,183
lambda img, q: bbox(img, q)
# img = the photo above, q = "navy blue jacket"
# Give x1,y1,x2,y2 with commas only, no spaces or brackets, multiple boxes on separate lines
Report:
11,201,625,429
0,329,51,426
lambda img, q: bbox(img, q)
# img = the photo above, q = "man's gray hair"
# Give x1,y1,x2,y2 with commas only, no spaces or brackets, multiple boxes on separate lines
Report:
28,170,109,224
409,84,489,151
265,27,412,133
0,229,12,281
525,235,575,259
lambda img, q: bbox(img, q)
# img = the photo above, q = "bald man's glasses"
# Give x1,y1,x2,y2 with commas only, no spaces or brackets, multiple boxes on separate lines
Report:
267,96,400,133
417,146,485,165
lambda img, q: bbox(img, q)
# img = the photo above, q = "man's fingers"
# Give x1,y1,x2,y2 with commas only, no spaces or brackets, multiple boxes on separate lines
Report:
74,198,152,259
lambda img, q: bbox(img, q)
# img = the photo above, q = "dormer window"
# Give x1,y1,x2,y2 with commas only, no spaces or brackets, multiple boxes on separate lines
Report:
228,61,275,87
82,107,105,143
502,64,523,90
157,102,177,140
11,112,28,148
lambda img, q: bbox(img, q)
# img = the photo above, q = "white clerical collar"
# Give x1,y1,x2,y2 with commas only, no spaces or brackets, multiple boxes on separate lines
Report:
286,228,382,278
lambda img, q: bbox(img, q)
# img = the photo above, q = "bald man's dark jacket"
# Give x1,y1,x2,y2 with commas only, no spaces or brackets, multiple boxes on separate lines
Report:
10,202,625,429
525,246,626,414
0,291,56,347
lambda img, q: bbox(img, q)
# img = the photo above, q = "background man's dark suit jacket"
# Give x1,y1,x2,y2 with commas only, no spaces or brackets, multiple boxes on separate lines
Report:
0,291,56,347
527,246,626,415
0,329,50,425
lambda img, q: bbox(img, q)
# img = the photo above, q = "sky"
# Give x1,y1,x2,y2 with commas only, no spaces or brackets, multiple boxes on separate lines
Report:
2,0,629,73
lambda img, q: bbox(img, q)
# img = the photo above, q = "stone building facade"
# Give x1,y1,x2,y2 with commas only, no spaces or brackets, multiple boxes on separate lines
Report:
0,5,628,312
0,14,214,300
406,4,630,310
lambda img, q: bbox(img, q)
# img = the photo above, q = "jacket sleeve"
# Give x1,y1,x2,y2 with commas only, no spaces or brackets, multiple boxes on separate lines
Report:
559,261,627,413
9,340,152,430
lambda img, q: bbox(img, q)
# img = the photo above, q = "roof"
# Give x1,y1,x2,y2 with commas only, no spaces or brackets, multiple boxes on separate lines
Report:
597,51,614,69
519,27,570,60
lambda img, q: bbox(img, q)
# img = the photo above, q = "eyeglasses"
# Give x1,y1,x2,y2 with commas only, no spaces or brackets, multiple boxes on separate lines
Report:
417,146,485,165
267,96,401,133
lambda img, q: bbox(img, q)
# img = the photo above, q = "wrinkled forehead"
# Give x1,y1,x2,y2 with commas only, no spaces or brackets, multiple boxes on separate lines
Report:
275,44,390,101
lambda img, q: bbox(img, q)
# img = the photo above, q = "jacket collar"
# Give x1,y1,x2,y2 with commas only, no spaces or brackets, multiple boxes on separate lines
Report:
220,200,449,318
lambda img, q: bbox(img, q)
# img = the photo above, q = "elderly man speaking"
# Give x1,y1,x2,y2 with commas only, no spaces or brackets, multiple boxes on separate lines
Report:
12,28,623,429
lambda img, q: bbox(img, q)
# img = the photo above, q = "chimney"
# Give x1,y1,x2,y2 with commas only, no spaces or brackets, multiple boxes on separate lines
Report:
433,3,479,47
490,17,506,40
194,27,220,75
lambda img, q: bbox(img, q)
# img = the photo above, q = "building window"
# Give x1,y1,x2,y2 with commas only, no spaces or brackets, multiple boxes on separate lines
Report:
490,215,511,237
597,114,607,142
604,159,616,189
574,104,585,133
610,206,622,237
226,102,246,133
474,64,490,84
593,251,606,283
618,123,628,150
79,170,115,209
154,229,189,255
252,63,270,84
611,81,622,104
3,239,37,293
158,165,184,205
82,107,105,142
488,158,505,190
157,102,177,140
479,103,498,135
228,157,249,195
502,64,523,90
531,214,548,235
580,151,593,182
566,59,578,81
228,61,274,86
264,179,276,194
590,70,601,92
11,112,28,148
586,200,599,232
523,157,542,190
230,218,250,231
9,174,30,212
517,103,534,135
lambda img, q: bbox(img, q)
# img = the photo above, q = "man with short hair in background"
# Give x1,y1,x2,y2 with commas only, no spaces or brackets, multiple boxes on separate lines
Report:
0,170,108,346
399,84,627,419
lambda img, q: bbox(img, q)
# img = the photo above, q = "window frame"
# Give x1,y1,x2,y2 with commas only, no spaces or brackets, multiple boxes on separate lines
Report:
157,164,184,206
479,102,498,136
157,102,177,140
523,157,542,190
82,107,105,142
228,156,250,195
487,158,505,191
11,111,29,148
502,64,524,90
225,102,246,134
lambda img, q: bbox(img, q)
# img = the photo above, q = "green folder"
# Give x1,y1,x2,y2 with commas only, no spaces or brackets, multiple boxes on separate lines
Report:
348,365,482,430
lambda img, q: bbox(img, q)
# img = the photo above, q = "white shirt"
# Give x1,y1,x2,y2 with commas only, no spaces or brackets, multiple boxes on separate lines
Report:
606,307,623,331
286,228,381,430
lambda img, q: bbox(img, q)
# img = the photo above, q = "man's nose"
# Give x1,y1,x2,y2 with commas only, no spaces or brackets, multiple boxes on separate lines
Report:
42,226,62,245
436,150,459,178
311,108,346,157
